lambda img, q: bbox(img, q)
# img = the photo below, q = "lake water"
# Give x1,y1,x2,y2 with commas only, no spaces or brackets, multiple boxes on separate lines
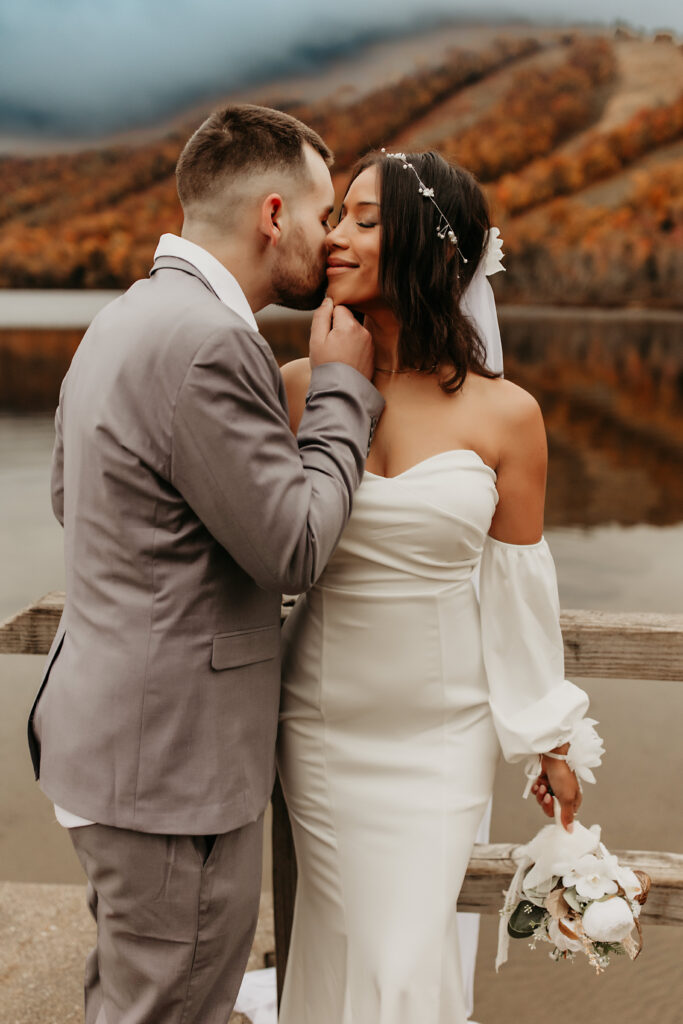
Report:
1,305,682,1021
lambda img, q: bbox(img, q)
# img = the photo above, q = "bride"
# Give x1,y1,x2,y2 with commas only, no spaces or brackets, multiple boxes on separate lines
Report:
276,150,603,1023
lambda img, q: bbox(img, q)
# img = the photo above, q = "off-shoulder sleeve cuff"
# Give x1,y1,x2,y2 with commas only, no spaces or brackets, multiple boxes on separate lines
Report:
522,717,605,798
479,535,603,785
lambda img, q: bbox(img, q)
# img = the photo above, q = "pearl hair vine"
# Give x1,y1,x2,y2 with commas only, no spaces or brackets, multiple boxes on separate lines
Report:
380,149,468,263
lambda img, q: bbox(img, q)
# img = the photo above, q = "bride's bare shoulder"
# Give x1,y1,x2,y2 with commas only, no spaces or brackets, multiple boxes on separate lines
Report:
280,358,311,432
467,374,545,465
471,373,543,430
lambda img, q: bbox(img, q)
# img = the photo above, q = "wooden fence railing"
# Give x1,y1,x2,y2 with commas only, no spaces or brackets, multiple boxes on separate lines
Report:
3,593,683,1006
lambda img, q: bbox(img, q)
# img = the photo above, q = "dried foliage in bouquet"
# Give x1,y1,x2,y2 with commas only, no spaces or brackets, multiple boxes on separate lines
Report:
497,799,650,974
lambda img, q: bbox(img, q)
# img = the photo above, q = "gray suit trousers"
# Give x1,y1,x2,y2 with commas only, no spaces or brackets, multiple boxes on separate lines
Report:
70,817,264,1024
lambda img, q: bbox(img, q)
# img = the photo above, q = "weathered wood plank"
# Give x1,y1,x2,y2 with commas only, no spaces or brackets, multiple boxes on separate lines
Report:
3,596,683,684
561,609,683,682
0,591,64,654
458,843,683,925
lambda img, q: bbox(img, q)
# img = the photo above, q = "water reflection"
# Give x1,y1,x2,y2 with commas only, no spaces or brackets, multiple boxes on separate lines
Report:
1,306,681,527
498,308,683,526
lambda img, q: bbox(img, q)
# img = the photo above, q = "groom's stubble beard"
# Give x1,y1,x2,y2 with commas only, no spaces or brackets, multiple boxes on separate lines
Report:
271,222,328,311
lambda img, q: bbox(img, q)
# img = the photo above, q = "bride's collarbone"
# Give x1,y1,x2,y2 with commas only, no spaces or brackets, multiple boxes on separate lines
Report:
369,400,499,477
365,429,498,477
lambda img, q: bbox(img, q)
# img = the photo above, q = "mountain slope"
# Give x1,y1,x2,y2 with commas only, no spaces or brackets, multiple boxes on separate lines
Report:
0,25,680,306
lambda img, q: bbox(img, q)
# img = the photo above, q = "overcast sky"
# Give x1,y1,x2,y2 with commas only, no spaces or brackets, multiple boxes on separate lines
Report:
1,0,680,140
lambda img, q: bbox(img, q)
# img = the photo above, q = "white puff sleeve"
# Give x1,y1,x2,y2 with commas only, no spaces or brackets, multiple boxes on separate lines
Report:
479,535,604,794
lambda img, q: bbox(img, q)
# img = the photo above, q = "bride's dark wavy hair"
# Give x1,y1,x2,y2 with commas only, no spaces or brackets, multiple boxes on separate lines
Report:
347,150,500,393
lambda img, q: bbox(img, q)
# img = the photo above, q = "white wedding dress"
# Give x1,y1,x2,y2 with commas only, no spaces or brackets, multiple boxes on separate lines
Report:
277,449,591,1024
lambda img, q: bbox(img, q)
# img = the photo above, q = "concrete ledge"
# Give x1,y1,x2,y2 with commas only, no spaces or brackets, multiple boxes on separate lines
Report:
0,881,274,1023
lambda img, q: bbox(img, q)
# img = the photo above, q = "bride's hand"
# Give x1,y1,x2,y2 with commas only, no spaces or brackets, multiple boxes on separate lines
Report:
531,744,582,832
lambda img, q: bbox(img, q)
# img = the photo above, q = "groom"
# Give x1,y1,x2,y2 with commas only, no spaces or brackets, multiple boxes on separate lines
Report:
28,105,384,1023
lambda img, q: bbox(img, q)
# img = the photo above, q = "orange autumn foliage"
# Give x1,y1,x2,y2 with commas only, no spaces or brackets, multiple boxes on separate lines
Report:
0,32,680,307
438,37,617,181
0,34,548,289
493,161,683,307
494,92,683,215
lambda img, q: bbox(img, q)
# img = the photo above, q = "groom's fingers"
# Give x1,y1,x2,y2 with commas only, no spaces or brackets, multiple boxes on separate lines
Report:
308,297,334,357
331,304,356,328
310,301,374,379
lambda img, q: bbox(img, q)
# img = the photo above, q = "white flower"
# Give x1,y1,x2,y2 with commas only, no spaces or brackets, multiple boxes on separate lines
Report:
483,226,505,276
582,896,635,942
578,874,618,901
565,718,605,786
617,867,645,903
595,844,644,904
562,854,618,900
419,186,435,197
548,916,584,953
518,817,601,895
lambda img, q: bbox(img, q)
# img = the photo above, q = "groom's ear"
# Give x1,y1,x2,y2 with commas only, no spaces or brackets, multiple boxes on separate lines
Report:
258,193,284,247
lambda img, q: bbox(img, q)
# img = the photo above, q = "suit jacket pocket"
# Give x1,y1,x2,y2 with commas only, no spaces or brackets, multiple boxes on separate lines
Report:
211,624,280,671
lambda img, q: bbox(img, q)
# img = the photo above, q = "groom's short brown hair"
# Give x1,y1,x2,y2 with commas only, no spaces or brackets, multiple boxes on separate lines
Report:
176,104,332,209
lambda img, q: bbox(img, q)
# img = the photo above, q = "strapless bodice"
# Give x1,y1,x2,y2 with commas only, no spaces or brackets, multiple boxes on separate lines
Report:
317,449,498,592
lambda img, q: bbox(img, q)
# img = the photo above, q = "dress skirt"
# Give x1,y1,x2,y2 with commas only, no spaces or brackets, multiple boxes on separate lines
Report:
278,574,499,1024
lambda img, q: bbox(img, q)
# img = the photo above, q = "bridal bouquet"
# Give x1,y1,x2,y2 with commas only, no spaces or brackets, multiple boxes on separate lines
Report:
497,800,650,974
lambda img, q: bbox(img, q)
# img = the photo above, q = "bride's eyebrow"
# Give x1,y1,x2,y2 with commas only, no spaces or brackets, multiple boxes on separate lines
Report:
337,200,380,220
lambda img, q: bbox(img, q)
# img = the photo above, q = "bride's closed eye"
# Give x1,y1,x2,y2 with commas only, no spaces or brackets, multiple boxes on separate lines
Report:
335,207,378,229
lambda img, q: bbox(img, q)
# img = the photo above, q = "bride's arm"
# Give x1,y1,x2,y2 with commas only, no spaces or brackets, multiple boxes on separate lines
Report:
488,381,546,546
481,382,602,831
280,358,312,434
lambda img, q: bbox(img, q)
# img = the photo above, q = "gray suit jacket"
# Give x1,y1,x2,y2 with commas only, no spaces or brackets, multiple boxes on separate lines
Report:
28,255,383,835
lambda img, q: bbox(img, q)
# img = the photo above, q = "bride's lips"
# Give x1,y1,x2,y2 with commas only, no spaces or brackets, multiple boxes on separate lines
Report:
327,258,358,275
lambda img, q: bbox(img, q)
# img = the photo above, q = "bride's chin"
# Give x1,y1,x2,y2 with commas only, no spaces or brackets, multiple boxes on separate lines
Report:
326,282,363,307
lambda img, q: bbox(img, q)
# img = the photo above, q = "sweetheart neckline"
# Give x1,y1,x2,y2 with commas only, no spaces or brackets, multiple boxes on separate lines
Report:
363,448,497,481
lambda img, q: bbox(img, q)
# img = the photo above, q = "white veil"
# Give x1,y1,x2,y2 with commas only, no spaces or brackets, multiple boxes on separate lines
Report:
461,226,505,376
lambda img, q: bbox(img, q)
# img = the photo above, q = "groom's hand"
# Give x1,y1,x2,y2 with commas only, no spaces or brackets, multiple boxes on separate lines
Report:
309,298,374,380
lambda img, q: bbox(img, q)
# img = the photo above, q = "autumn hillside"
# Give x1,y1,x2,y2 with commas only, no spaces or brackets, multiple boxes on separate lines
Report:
1,24,681,307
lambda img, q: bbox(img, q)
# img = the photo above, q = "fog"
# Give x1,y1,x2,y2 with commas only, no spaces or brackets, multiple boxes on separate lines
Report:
1,0,680,140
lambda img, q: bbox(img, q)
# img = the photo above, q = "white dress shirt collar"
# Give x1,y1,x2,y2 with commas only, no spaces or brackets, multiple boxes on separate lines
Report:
154,233,258,331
